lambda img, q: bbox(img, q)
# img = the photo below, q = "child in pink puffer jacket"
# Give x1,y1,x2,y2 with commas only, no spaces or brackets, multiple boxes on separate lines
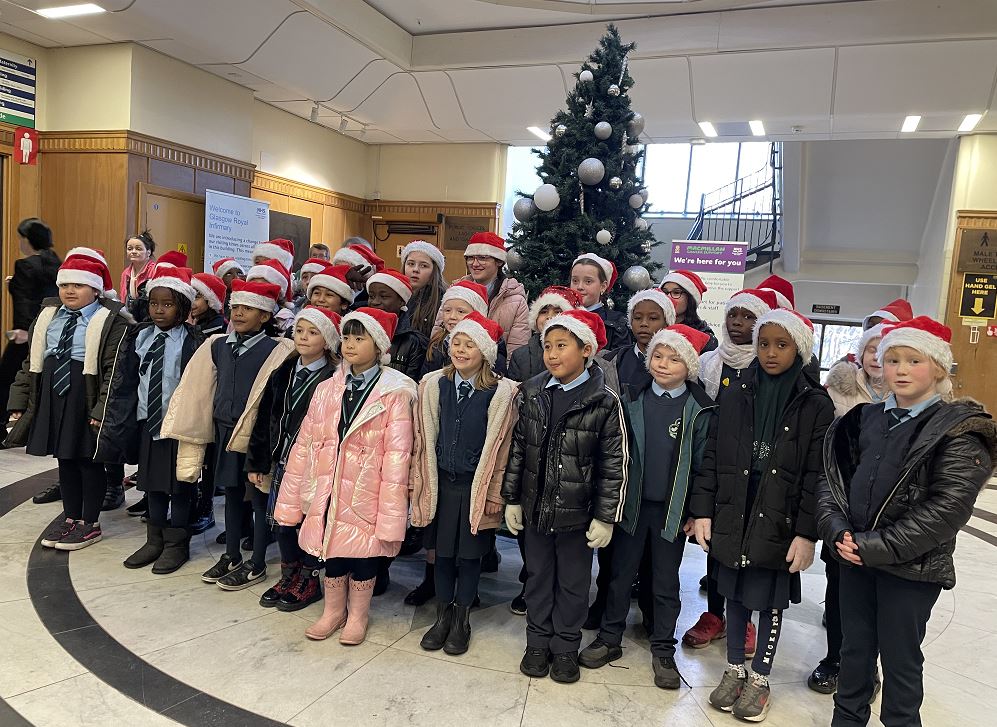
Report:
274,306,417,646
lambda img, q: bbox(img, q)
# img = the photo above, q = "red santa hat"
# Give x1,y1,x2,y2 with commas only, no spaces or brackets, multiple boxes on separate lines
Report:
294,305,341,352
855,322,887,361
212,257,244,279
877,316,953,374
247,259,292,302
229,279,281,312
646,324,712,380
307,264,354,303
754,309,815,361
366,268,413,305
451,310,504,367
401,240,446,274
726,288,779,319
146,266,196,303
341,306,398,364
441,280,489,317
529,285,583,331
299,257,331,277
66,246,108,266
156,250,188,269
63,248,114,294
543,308,608,366
758,274,796,310
464,231,507,263
627,289,677,326
252,238,295,272
191,273,227,313
863,298,914,329
660,270,708,306
57,256,108,293
573,252,618,290
334,243,384,272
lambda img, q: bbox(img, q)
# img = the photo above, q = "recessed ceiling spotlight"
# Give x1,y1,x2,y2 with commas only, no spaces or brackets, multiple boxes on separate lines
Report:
689,137,707,145
958,113,983,132
901,115,921,133
309,103,319,122
698,121,718,138
527,126,552,142
749,120,765,137
37,3,104,18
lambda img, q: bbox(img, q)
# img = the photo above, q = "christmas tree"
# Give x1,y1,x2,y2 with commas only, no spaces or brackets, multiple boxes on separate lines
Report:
507,24,659,309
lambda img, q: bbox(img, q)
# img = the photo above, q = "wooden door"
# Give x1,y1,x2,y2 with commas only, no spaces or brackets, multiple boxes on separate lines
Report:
139,184,205,270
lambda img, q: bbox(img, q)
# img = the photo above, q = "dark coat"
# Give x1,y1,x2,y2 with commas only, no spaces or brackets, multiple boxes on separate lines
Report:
9,250,60,330
684,316,719,354
194,310,227,337
817,399,996,590
508,333,545,382
501,365,627,534
245,355,336,474
688,362,834,570
95,322,204,464
5,297,133,448
593,305,632,352
387,312,428,382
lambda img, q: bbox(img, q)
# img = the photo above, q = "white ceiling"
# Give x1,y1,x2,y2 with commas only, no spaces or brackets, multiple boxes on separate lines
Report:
1,0,995,144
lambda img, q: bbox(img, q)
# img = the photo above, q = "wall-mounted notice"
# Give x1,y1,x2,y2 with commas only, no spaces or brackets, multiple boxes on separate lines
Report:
0,48,37,128
204,190,270,273
668,240,748,331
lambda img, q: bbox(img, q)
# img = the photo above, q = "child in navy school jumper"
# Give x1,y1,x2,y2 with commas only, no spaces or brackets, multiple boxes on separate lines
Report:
99,267,204,573
5,254,131,551
161,279,295,591
568,253,631,351
509,285,582,383
818,317,996,727
502,309,627,685
690,309,833,722
244,306,340,612
410,312,517,656
580,324,715,690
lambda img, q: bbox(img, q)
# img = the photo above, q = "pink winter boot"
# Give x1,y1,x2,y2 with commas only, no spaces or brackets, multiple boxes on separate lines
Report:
305,576,348,640
340,577,376,645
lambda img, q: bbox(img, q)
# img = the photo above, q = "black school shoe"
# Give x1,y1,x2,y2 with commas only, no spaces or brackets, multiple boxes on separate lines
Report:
33,482,62,505
520,647,551,678
188,513,215,536
201,553,241,583
652,656,682,690
216,561,266,591
510,587,527,616
579,638,623,669
550,652,581,684
807,660,840,694
101,480,125,512
126,495,148,517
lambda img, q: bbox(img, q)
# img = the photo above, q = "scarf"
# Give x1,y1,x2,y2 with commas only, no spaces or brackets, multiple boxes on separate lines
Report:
752,359,804,472
699,337,756,398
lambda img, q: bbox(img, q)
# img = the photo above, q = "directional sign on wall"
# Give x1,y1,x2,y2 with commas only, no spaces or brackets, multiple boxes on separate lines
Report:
960,273,997,320
0,48,36,129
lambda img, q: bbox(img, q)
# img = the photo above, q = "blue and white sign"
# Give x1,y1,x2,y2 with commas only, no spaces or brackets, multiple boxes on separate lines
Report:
204,190,270,273
0,48,36,128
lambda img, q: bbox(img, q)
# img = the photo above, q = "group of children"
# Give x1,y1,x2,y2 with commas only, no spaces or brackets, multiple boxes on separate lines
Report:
4,231,994,726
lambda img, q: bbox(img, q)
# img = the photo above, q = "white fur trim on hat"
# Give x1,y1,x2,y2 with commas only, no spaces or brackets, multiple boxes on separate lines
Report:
341,310,392,364
307,273,353,303
573,253,612,285
366,271,412,304
214,259,242,278
295,309,340,352
855,323,886,360
627,289,677,326
543,314,598,367
451,318,498,366
57,268,104,292
646,329,701,380
529,293,575,332
300,261,327,276
726,291,773,320
661,272,703,305
754,309,814,362
252,242,294,271
66,247,108,266
441,286,488,317
191,277,224,312
333,247,368,268
247,264,289,296
877,327,954,373
401,240,445,273
230,290,277,312
147,276,196,303
465,242,507,262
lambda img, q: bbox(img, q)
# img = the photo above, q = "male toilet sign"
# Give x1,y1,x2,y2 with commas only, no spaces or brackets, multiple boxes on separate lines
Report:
14,127,37,165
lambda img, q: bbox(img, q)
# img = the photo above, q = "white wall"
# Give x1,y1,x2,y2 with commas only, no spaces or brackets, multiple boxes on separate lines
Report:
45,44,132,132
909,139,959,317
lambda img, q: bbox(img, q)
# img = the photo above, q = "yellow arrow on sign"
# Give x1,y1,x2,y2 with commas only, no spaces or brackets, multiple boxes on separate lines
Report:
972,297,985,314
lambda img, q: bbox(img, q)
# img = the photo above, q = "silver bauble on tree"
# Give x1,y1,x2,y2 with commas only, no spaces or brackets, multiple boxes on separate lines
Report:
554,124,567,138
634,217,649,232
594,121,612,140
596,229,612,245
622,265,652,291
579,69,593,83
628,193,644,209
609,176,622,190
505,247,524,272
513,197,537,223
639,187,649,203
533,183,560,212
626,144,641,155
627,112,645,137
607,84,620,97
577,157,606,186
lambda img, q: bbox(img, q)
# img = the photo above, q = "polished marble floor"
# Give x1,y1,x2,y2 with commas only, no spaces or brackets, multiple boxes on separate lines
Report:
0,447,995,726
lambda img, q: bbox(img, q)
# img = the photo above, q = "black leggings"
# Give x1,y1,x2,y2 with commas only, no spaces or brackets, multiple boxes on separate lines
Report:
325,556,379,580
147,489,194,528
275,525,320,569
707,565,725,618
58,458,105,523
726,600,783,676
249,487,273,571
435,556,483,608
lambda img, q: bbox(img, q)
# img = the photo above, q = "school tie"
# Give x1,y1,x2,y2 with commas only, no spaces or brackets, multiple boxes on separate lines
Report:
346,374,364,402
457,380,472,403
230,333,250,359
143,331,168,436
52,311,82,397
889,408,910,427
291,368,312,400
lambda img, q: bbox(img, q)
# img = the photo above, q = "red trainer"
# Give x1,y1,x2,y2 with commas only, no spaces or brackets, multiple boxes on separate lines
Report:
683,611,726,648
745,621,757,658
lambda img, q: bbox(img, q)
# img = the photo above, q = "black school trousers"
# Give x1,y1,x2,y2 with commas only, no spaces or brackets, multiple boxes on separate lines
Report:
524,524,591,655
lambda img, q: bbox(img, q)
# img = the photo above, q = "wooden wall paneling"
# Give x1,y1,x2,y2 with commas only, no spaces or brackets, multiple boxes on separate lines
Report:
252,188,289,213
148,158,194,194
287,196,325,243
234,180,251,197
139,183,206,271
194,169,235,197
1,122,41,348
127,154,149,242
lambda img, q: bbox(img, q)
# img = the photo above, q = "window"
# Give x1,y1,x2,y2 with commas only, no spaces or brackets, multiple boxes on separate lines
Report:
502,146,543,236
812,321,865,383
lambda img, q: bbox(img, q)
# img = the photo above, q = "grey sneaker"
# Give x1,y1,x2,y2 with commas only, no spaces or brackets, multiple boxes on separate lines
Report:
579,638,623,669
709,665,747,712
733,675,771,722
652,656,682,689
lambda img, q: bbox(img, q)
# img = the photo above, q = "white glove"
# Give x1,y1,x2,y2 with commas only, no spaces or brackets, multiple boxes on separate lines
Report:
505,504,524,535
586,519,614,549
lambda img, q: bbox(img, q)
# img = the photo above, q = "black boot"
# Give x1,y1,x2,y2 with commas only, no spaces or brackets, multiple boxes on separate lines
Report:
373,557,391,597
443,604,471,655
398,526,424,557
123,523,165,569
260,562,300,608
420,602,454,651
152,527,190,574
405,563,435,606
101,475,125,512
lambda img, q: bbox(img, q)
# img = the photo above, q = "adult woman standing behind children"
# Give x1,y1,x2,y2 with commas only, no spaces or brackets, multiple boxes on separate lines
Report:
658,270,718,353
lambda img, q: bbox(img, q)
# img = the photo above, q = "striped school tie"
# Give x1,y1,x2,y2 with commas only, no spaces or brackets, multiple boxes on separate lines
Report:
52,311,82,397
457,380,472,403
142,331,168,436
